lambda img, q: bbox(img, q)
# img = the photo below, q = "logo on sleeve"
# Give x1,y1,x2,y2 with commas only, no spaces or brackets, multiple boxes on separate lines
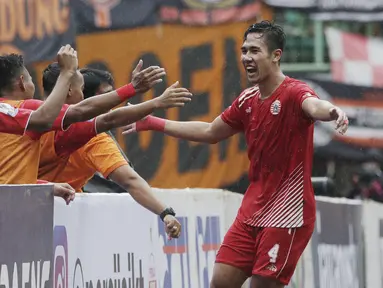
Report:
270,100,281,115
0,103,18,117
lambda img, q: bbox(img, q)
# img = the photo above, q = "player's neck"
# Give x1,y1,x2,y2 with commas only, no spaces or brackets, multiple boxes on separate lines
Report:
258,72,285,100
0,91,25,101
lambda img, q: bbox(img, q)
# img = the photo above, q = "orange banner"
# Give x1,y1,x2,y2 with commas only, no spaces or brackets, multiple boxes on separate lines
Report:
32,21,279,189
79,22,255,189
0,0,75,63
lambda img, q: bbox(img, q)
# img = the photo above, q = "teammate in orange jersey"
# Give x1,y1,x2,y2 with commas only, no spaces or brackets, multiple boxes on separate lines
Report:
122,21,349,287
0,46,167,186
37,66,191,238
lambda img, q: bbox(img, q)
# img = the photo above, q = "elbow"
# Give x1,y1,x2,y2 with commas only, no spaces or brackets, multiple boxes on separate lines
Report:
205,125,219,144
119,175,141,194
38,122,53,131
29,111,54,132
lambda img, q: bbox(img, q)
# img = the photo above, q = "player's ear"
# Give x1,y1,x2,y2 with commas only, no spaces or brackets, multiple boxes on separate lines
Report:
18,75,26,92
272,49,282,63
68,87,72,97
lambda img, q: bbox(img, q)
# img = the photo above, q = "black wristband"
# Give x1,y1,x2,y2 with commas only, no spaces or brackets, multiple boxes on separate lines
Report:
160,207,176,222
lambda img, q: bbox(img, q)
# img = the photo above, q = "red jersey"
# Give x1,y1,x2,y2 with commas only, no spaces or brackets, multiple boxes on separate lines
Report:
221,77,317,228
0,103,33,135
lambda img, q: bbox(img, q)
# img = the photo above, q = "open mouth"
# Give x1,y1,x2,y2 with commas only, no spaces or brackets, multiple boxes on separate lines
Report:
246,67,257,74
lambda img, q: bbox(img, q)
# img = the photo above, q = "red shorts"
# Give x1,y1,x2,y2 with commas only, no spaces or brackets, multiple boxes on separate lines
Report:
215,218,314,285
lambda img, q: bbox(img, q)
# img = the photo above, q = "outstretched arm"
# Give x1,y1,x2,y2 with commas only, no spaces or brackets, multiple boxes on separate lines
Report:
63,62,166,128
123,115,238,144
109,164,181,239
302,97,348,134
95,82,192,133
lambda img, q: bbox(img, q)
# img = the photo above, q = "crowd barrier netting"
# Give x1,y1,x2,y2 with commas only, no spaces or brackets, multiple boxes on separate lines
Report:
1,185,382,288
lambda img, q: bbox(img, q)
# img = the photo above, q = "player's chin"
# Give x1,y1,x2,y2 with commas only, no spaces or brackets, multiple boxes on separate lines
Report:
246,73,260,84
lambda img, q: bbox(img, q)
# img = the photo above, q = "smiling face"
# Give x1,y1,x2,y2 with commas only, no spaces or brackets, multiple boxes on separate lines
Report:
241,32,282,85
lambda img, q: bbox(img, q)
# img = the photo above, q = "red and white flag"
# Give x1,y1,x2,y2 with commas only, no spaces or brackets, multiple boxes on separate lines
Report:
325,27,383,88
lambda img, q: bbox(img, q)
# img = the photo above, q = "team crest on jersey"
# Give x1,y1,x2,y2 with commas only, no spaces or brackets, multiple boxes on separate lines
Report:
0,103,18,117
270,100,281,115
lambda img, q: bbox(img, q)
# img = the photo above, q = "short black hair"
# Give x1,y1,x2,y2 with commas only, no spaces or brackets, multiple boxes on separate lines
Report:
80,68,114,99
42,62,61,95
0,54,25,95
244,21,286,53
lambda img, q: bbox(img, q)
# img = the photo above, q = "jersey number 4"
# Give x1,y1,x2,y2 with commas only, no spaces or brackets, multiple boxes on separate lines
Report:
268,244,280,263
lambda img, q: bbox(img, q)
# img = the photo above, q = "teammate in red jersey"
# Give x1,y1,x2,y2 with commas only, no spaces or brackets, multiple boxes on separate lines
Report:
122,21,348,287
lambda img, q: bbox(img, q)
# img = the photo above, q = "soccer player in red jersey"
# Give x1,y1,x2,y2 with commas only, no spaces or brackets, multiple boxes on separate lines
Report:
122,21,349,287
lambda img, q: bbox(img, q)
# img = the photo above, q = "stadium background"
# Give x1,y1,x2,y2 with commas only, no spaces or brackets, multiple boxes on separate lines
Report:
2,0,383,287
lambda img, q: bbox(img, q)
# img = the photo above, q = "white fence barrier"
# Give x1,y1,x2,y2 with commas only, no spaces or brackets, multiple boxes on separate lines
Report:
53,189,382,288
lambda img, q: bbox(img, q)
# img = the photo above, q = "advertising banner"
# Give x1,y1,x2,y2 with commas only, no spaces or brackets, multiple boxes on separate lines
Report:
67,21,253,190
53,189,242,288
313,197,364,288
363,200,383,288
0,185,54,287
53,193,153,288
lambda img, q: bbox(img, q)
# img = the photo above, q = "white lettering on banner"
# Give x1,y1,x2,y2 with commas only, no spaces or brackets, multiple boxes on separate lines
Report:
0,261,50,288
317,244,359,288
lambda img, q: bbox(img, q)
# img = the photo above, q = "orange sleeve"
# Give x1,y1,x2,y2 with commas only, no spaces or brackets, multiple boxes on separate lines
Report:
81,133,128,178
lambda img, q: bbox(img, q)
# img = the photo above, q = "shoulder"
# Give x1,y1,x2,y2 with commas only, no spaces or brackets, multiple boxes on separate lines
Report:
20,99,44,110
235,86,259,108
284,78,316,96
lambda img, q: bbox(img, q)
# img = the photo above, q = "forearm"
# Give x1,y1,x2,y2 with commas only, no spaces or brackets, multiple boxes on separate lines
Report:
96,99,158,133
110,171,166,215
307,100,337,121
164,120,214,143
64,84,136,126
31,72,73,128
128,179,166,215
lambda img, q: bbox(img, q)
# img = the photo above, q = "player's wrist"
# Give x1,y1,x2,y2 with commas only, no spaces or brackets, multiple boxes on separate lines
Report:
137,116,166,132
116,83,136,101
147,115,166,132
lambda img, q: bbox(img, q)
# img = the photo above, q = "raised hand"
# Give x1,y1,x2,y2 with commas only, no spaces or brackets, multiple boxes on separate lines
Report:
57,44,78,74
131,59,166,93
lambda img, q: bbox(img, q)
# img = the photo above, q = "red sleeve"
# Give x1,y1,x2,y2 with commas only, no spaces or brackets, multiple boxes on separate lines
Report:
220,97,244,131
54,118,98,157
291,83,319,108
291,83,320,122
20,99,71,131
0,104,33,135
